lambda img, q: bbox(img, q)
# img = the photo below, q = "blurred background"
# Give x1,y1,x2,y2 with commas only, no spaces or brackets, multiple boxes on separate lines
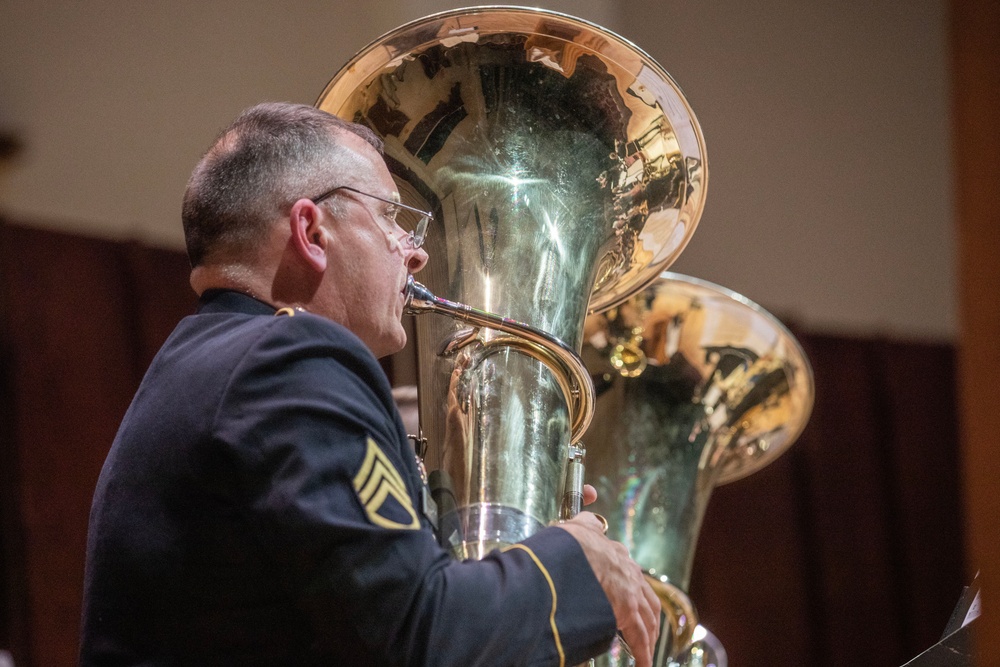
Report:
0,1,995,665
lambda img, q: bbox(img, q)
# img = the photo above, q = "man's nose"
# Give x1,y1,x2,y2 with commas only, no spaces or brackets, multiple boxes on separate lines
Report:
406,246,428,273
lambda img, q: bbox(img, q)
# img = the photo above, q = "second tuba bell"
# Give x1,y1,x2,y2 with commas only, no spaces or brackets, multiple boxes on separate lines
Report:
583,272,815,665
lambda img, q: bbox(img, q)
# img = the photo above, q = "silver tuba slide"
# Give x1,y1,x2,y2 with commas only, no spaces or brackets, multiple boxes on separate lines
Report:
582,272,815,665
316,5,707,659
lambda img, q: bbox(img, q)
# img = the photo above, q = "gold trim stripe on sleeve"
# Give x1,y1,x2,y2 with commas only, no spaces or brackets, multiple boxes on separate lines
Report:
502,543,565,667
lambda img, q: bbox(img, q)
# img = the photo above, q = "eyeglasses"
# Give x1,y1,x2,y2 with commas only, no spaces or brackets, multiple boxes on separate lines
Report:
310,185,432,249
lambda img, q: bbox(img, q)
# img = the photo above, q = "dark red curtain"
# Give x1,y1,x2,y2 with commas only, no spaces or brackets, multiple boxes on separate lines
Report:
0,221,966,666
691,335,965,666
0,222,197,666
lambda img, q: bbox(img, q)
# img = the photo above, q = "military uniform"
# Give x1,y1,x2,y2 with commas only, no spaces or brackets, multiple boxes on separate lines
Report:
81,290,616,666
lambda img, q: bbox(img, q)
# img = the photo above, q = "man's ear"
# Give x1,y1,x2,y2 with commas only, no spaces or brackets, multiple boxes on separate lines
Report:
288,199,329,273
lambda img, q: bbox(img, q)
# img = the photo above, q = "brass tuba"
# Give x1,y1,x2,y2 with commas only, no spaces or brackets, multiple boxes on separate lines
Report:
316,4,707,658
582,272,815,665
317,6,706,553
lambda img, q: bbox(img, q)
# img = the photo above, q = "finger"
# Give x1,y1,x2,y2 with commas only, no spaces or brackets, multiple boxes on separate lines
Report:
640,578,662,650
566,511,605,533
582,484,598,506
630,575,658,667
618,569,658,667
621,617,653,667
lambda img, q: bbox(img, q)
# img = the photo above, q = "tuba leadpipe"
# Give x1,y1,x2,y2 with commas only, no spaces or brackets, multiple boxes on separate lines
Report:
404,275,594,442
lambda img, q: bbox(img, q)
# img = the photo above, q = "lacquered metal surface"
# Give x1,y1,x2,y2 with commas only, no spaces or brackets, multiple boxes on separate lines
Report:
317,6,707,312
584,272,813,666
317,7,707,555
585,271,814,586
404,276,595,442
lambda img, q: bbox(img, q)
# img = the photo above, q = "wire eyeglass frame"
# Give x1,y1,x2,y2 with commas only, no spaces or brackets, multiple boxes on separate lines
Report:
310,185,431,249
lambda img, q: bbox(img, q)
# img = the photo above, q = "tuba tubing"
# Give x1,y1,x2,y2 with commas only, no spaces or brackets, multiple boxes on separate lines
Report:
404,276,595,443
406,276,701,659
646,575,697,659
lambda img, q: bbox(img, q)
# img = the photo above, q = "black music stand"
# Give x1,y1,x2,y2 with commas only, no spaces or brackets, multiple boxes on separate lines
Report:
900,572,981,666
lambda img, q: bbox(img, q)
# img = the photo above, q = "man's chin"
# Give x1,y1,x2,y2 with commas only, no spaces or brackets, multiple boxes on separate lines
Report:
372,328,407,360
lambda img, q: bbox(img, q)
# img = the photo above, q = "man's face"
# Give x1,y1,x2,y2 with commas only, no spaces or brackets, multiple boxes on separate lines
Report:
320,134,428,358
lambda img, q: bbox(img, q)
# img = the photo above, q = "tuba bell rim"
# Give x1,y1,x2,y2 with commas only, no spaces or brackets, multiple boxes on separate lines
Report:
316,4,709,314
638,270,816,485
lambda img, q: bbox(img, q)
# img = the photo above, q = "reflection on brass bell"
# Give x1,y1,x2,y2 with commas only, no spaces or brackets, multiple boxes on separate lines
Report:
610,341,648,377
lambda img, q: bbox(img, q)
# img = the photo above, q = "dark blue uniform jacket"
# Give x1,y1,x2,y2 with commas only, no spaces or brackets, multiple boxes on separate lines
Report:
81,290,616,666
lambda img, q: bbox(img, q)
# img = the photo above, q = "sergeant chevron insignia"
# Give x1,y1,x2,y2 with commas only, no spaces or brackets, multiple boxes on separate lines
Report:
353,437,420,530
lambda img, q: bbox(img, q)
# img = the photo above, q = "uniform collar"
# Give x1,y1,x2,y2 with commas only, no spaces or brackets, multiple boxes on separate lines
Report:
196,289,277,316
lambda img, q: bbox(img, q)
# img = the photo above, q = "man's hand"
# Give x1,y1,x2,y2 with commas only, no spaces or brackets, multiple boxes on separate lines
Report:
557,512,661,667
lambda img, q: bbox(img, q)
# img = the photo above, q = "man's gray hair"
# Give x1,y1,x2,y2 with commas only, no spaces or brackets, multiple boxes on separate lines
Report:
182,102,382,267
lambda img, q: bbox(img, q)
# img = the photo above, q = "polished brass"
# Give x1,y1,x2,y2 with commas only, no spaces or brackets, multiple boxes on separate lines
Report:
404,276,594,443
647,576,697,660
317,6,707,563
584,272,814,665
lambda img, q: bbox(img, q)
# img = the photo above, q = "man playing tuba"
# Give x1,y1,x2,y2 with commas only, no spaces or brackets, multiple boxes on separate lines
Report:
80,103,660,666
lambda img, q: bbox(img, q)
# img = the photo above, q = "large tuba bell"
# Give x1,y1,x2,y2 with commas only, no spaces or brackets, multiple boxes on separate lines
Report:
582,272,815,665
316,6,706,559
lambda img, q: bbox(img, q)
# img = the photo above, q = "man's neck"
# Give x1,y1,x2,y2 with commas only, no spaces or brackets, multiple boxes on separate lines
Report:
190,263,274,305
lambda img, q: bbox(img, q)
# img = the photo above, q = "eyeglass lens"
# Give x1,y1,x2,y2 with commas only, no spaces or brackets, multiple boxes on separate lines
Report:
407,215,429,249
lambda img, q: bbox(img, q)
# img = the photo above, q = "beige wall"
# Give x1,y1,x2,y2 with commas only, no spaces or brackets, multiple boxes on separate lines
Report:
0,0,952,339
624,0,953,341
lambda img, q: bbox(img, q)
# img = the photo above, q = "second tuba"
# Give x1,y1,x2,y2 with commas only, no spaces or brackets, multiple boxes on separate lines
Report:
582,272,815,665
